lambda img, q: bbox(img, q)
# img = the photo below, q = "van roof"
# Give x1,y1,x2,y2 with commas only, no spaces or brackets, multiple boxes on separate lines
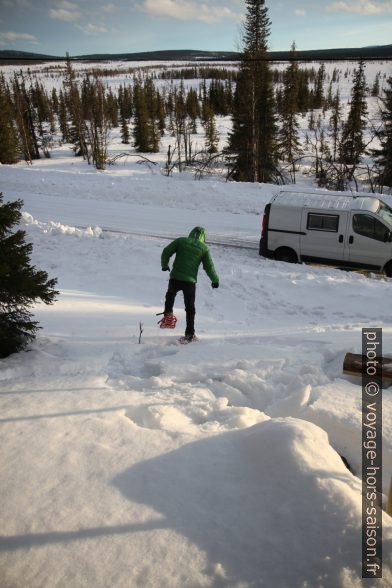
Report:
276,187,378,199
272,190,380,213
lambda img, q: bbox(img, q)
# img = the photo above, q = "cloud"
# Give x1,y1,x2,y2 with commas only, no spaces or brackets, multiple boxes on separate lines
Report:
0,0,33,8
49,1,82,22
295,8,307,16
141,0,239,24
76,23,108,35
102,2,116,12
326,0,392,14
0,30,38,44
0,0,33,7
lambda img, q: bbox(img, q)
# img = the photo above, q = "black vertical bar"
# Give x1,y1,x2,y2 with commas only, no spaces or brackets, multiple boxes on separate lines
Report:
362,328,382,578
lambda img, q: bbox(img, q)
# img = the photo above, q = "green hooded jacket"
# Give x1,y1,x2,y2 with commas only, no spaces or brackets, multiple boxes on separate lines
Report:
161,227,219,284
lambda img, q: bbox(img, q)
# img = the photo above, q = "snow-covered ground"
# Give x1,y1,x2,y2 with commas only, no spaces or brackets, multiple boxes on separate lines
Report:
1,146,392,587
1,60,392,587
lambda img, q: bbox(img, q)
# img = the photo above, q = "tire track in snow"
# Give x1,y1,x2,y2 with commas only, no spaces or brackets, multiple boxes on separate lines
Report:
76,225,260,250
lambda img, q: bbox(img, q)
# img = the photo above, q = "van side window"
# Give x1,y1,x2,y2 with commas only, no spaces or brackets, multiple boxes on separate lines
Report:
352,214,389,242
307,213,339,232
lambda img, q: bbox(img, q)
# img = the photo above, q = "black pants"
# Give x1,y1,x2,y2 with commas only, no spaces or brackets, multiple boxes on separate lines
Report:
164,279,196,336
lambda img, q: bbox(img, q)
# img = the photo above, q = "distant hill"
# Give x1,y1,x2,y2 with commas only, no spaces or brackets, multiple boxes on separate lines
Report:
76,49,239,61
269,44,392,61
1,45,391,64
0,49,63,63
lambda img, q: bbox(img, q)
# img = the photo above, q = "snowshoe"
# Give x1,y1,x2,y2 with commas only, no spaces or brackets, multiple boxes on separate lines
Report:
158,313,177,329
178,334,198,344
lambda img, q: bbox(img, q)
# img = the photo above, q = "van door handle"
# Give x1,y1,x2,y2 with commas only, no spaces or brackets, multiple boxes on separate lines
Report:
339,234,344,243
349,236,354,244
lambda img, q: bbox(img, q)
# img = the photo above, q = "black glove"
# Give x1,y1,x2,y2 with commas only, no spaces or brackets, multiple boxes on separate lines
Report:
212,282,219,289
162,267,170,272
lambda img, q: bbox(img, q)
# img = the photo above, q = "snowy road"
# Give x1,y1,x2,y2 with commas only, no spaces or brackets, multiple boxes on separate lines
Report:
21,191,259,240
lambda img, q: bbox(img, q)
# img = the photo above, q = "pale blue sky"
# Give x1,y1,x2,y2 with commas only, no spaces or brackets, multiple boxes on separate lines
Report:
0,0,391,56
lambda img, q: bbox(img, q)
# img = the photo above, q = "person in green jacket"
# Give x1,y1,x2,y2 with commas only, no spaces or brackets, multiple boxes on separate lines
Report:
160,226,219,342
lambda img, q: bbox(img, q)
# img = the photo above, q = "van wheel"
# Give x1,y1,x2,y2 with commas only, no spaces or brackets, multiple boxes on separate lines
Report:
275,247,298,264
384,261,392,277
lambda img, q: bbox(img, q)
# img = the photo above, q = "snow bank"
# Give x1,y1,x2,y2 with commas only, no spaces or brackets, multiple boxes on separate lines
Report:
113,417,391,587
22,212,103,238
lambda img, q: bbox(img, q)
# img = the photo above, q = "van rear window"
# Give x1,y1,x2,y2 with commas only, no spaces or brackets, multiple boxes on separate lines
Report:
307,213,339,232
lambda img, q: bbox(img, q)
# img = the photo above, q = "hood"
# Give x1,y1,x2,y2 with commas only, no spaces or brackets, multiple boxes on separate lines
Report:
188,226,206,243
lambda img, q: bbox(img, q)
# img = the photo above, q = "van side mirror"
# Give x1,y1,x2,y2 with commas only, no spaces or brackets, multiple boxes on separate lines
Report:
385,231,392,242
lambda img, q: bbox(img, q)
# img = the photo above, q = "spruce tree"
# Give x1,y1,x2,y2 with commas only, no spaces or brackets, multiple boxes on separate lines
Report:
340,60,368,171
186,88,199,133
32,80,54,158
144,78,161,152
118,86,130,144
106,89,118,128
225,79,234,113
82,77,111,170
133,79,159,153
328,89,342,162
277,42,302,182
12,74,40,162
371,73,381,97
166,88,175,135
325,81,333,111
51,88,59,114
156,90,166,136
0,194,58,358
202,103,219,154
227,0,277,183
119,112,130,145
297,70,310,113
374,76,392,188
172,82,188,168
64,56,88,160
313,64,325,110
0,75,19,164
58,89,70,143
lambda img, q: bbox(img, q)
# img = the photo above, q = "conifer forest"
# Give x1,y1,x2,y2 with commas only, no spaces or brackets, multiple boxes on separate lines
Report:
0,3,391,193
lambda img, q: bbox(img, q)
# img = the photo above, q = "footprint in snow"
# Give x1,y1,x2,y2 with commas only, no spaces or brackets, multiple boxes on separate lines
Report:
125,404,199,435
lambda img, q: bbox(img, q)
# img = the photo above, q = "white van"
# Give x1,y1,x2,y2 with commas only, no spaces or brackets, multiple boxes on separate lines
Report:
259,189,392,276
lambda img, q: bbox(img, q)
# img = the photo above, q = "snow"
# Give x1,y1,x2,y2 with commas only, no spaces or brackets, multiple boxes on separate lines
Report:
1,60,392,587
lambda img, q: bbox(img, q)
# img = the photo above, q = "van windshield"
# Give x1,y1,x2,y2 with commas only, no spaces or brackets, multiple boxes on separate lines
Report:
377,201,392,227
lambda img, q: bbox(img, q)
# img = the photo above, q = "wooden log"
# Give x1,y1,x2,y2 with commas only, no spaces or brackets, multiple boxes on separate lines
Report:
388,476,392,517
343,352,392,381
